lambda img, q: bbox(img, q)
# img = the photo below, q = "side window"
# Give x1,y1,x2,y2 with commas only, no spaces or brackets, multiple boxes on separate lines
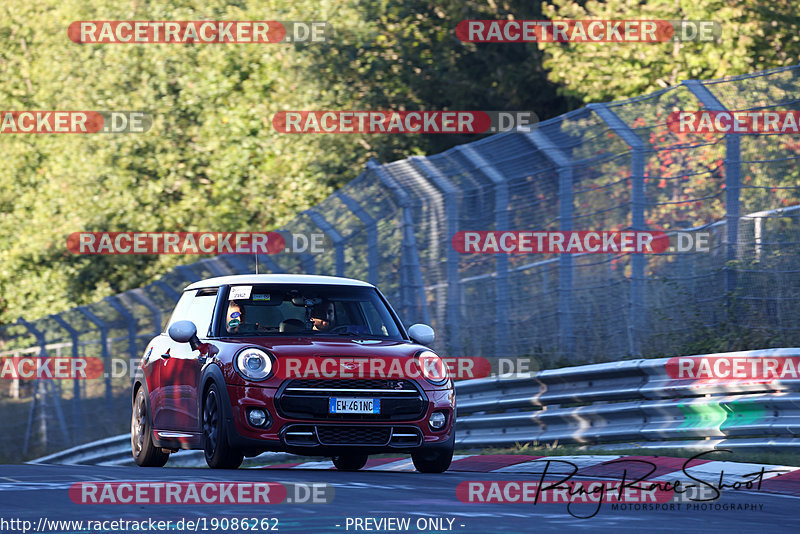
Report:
166,290,197,331
166,289,219,337
183,294,218,337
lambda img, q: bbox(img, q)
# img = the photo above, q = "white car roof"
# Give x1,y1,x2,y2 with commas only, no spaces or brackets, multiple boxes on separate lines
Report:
184,274,375,291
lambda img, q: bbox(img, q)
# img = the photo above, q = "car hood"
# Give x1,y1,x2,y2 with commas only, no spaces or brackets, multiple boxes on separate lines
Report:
216,336,425,359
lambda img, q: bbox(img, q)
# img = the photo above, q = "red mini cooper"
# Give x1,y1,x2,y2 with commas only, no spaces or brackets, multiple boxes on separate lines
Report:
131,274,455,472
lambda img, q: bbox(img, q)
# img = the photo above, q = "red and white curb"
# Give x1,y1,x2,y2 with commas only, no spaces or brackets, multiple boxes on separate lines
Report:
257,454,800,496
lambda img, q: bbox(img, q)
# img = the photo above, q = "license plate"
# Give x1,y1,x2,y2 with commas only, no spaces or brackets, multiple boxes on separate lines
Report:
329,397,380,414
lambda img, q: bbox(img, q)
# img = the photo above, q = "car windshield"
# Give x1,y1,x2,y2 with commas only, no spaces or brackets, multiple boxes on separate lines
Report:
217,284,403,339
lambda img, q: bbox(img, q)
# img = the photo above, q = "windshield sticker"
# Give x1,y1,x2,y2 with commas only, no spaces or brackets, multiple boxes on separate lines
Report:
253,293,271,301
230,311,241,318
229,286,252,300
228,319,241,328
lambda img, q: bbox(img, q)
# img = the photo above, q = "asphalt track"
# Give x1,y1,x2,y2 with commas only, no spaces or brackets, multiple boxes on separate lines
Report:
1,461,800,534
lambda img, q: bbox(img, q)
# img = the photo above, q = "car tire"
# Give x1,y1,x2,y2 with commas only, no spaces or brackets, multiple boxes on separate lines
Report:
332,454,369,471
411,432,454,473
203,383,244,469
131,388,169,467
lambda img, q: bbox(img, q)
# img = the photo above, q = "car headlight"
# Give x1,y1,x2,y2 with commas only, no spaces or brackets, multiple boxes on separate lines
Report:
416,350,449,386
234,347,273,381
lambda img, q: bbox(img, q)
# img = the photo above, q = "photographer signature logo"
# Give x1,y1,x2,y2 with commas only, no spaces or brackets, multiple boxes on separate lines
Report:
457,450,788,518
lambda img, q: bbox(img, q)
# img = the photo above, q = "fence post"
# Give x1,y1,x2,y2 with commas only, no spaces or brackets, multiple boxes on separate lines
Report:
107,295,139,364
175,264,203,284
17,317,70,451
590,103,648,357
77,306,114,411
50,313,84,439
367,159,430,326
199,256,233,277
129,288,163,337
256,254,286,274
408,157,461,355
525,130,575,359
336,190,379,286
456,145,510,358
304,209,346,277
683,80,740,298
154,279,181,302
296,250,316,274
223,252,285,274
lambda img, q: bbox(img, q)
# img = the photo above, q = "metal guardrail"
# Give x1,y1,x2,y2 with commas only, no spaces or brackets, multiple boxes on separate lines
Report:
454,348,800,449
32,347,800,465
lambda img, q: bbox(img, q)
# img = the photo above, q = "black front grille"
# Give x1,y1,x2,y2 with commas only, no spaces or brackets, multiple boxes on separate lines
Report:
317,426,390,445
277,378,427,422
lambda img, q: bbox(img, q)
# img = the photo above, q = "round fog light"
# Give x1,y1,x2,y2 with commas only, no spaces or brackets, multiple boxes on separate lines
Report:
248,409,268,428
428,411,446,430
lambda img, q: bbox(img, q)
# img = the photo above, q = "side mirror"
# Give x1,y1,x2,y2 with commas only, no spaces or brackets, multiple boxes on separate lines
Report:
168,320,200,350
408,323,435,346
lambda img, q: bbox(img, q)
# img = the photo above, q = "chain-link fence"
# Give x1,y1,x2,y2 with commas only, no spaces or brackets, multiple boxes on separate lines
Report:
2,65,800,461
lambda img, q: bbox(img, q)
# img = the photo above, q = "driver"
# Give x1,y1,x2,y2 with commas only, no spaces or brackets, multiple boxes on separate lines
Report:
310,300,335,331
226,301,245,333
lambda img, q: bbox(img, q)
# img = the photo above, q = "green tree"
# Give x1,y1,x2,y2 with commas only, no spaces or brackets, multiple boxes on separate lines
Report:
0,0,576,323
539,0,800,103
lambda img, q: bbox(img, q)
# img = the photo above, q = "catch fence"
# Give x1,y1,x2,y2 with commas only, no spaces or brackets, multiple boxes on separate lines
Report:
2,65,800,460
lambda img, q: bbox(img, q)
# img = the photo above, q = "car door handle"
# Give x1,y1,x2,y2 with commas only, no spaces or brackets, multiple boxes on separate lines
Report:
160,349,171,360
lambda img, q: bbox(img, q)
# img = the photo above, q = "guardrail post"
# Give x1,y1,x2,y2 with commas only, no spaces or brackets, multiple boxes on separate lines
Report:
408,157,462,355
77,306,113,411
683,80,741,299
50,313,84,438
336,190,379,286
304,209,346,277
367,159,430,326
590,103,648,357
456,145,511,358
525,131,575,359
